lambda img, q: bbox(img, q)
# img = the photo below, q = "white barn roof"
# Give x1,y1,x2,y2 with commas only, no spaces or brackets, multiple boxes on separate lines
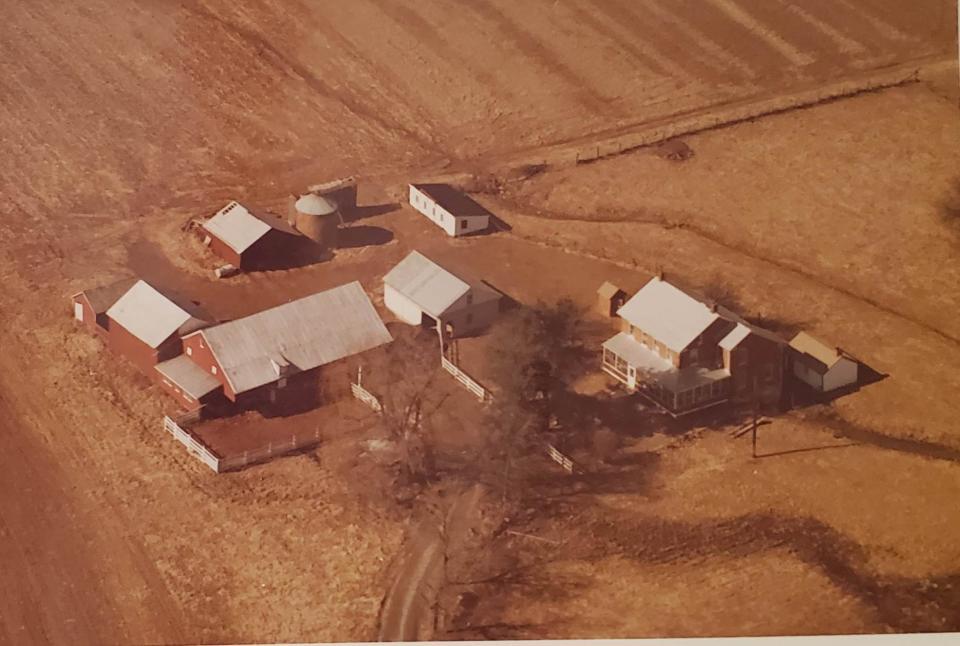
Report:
202,202,272,254
383,251,470,318
617,277,720,353
194,281,392,395
106,280,208,348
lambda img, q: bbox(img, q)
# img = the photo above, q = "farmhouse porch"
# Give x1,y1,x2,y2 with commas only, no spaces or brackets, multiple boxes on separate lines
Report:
602,332,730,415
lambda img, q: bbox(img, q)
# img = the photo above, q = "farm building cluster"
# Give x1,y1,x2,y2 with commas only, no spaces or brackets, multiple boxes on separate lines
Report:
72,176,863,470
597,275,859,417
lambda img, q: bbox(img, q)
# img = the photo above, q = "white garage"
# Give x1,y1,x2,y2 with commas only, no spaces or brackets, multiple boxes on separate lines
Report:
383,251,501,339
789,331,859,392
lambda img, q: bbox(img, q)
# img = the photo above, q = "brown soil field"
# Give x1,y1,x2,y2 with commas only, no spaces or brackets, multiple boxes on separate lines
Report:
1,0,958,643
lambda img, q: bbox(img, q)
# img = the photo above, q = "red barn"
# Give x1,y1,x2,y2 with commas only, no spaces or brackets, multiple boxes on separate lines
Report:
103,280,211,376
201,201,304,271
181,281,392,411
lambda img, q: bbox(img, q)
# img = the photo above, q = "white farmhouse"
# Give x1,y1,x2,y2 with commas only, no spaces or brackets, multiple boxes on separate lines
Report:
383,251,501,339
408,183,491,237
788,331,859,392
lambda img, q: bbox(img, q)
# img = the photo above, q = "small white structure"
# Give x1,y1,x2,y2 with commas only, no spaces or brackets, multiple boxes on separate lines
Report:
789,331,859,392
383,251,501,338
408,183,491,237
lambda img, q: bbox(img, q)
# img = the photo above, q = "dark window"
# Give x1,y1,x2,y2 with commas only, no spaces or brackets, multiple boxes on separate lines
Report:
461,219,467,230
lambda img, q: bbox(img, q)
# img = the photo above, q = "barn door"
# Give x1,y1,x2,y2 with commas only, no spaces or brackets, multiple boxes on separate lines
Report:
74,302,84,322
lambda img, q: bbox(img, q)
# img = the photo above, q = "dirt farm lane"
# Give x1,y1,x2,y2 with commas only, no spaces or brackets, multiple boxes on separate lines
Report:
378,484,485,641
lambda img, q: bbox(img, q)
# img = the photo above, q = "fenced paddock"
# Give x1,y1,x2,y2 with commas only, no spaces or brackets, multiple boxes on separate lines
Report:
441,356,491,402
162,415,323,473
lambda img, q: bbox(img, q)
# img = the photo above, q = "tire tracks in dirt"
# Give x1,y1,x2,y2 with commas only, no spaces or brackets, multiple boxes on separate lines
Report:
181,3,441,157
377,484,485,641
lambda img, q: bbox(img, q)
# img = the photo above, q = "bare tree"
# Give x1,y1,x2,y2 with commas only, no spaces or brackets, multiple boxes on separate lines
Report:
366,330,448,483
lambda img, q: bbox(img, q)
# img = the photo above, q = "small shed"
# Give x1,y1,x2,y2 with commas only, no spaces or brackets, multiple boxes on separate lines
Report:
788,332,859,392
383,251,501,338
202,201,303,270
596,281,627,318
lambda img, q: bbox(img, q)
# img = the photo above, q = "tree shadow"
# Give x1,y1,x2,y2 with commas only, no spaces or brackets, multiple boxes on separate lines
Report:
337,225,395,249
805,408,960,464
587,512,960,634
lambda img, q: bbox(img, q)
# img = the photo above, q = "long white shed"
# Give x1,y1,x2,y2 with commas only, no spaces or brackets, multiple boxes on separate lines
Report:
408,184,491,237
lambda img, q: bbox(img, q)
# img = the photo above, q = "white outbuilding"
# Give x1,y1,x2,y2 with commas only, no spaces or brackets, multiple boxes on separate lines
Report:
383,251,501,339
408,183,491,237
788,331,859,392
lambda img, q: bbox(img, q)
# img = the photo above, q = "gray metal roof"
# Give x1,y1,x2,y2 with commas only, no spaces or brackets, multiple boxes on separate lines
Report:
383,251,470,318
194,281,392,395
106,280,208,349
202,201,272,254
295,193,338,216
617,278,720,353
155,355,222,399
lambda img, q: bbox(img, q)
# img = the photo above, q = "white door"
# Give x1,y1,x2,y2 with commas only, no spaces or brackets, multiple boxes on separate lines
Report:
74,302,84,322
627,365,637,390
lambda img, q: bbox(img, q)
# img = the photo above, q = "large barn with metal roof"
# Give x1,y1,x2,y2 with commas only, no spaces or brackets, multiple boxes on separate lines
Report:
180,281,392,409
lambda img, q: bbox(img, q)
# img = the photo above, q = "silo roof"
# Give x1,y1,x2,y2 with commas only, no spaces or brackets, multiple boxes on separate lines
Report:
295,193,338,216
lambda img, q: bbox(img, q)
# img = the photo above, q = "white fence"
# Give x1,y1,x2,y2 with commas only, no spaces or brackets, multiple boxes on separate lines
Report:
217,430,322,472
546,444,575,474
163,416,322,473
163,415,220,472
351,382,383,413
441,357,490,402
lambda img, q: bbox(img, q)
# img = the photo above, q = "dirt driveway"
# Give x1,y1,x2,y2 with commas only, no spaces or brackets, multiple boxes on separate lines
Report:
378,484,485,641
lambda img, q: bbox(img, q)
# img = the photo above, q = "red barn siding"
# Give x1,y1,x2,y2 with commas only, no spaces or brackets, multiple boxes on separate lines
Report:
105,321,161,375
205,234,242,267
182,333,233,398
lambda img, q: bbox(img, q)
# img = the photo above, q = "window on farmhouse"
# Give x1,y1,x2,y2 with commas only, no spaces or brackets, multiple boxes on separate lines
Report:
211,366,217,375
186,347,193,356
461,219,467,230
